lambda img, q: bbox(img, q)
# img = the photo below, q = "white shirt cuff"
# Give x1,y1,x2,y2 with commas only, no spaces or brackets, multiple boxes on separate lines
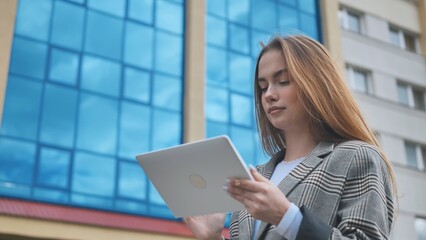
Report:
275,203,303,240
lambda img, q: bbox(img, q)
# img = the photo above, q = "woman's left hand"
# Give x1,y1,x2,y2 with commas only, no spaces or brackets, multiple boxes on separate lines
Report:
226,167,292,225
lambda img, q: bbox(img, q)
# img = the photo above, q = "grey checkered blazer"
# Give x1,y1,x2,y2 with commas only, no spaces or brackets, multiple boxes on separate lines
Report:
229,141,395,240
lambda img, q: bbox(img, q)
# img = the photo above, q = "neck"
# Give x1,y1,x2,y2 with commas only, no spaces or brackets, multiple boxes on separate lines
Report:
282,128,318,162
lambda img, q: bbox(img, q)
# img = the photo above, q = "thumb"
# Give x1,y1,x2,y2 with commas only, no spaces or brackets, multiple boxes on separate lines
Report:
249,165,268,183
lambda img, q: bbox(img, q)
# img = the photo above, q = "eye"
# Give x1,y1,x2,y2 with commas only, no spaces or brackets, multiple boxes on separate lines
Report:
259,86,268,93
279,80,290,86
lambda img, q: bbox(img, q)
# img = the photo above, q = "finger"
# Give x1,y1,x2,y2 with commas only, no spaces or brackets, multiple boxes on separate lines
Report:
249,165,269,183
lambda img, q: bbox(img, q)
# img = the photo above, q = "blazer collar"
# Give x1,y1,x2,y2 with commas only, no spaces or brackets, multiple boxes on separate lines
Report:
254,141,335,239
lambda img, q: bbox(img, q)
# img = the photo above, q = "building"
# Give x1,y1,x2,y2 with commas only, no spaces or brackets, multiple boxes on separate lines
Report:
0,0,424,239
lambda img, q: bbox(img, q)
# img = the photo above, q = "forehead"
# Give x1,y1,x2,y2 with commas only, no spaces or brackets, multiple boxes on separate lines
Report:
258,50,287,76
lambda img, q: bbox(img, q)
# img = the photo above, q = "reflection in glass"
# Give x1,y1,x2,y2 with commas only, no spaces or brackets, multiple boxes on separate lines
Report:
155,31,183,76
153,74,182,111
72,152,116,197
87,0,125,17
206,86,229,122
207,0,226,17
15,0,52,41
299,0,317,15
1,76,42,140
149,181,166,205
207,16,227,47
119,102,151,159
85,11,123,60
251,1,277,31
231,126,255,166
229,53,252,95
76,93,118,155
231,94,252,127
81,55,121,97
51,1,85,50
34,188,68,202
230,24,250,54
124,67,150,103
206,121,228,138
228,0,249,25
206,46,227,86
37,147,70,188
279,6,299,31
49,48,79,86
278,0,297,6
0,137,36,185
119,161,146,200
10,38,48,80
156,0,183,34
152,110,181,150
124,22,154,70
128,0,153,24
40,84,77,147
300,13,318,39
251,30,271,57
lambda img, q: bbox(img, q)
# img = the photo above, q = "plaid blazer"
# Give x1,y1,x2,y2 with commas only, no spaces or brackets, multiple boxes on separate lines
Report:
229,141,394,240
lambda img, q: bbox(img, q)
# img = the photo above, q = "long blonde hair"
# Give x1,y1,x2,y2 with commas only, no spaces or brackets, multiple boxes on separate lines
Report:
254,35,397,197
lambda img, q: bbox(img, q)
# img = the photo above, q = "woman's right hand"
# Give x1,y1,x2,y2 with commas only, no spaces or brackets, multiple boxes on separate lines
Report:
184,213,226,240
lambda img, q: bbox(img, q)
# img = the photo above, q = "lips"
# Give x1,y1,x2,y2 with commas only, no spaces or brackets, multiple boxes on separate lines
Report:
267,106,286,114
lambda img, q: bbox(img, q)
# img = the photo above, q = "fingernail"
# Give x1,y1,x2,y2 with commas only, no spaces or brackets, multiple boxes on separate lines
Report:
249,164,256,170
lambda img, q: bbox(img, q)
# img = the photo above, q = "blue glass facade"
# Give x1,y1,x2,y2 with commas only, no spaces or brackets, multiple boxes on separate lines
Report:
205,0,321,166
0,0,184,219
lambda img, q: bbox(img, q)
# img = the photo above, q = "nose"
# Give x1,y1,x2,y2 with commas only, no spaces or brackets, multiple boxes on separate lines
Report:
263,86,278,103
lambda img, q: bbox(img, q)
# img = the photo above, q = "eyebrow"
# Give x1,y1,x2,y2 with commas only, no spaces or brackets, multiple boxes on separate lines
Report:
258,68,288,83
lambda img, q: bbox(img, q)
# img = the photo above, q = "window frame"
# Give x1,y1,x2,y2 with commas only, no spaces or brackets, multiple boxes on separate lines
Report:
346,65,373,95
388,25,419,53
397,80,426,111
339,7,364,34
404,141,426,171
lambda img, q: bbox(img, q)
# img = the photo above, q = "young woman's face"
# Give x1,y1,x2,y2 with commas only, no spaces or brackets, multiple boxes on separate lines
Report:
257,50,309,132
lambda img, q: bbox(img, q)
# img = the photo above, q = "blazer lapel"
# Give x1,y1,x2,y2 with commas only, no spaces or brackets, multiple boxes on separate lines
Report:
255,141,335,239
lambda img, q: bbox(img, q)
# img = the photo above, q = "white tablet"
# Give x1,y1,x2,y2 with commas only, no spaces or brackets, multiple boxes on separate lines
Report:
136,135,253,217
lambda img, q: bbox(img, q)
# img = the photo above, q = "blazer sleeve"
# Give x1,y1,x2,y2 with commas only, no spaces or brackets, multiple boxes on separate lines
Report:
296,145,395,240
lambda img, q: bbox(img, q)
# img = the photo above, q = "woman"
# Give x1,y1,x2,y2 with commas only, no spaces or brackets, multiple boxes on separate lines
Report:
185,35,396,240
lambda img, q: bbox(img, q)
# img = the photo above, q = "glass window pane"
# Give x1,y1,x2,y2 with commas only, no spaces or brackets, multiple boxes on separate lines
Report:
300,13,319,40
229,53,252,94
49,48,79,86
279,6,299,30
206,121,228,138
10,38,48,80
87,0,125,17
76,93,118,155
40,84,78,147
152,110,181,150
124,67,151,103
251,30,271,57
413,89,425,111
72,152,116,197
81,55,121,97
153,74,182,111
85,11,123,60
0,137,36,185
124,22,154,69
251,1,277,31
15,0,52,41
128,0,154,24
34,188,68,203
299,0,317,15
1,76,42,140
353,69,368,93
119,161,146,200
397,82,410,106
206,46,228,86
37,147,70,188
230,24,250,54
51,1,85,50
390,28,400,46
228,0,249,25
155,31,183,76
67,0,85,4
404,34,416,52
405,142,418,168
206,16,227,47
71,193,113,208
149,182,166,205
230,126,255,166
207,0,226,17
156,0,183,34
348,12,360,33
119,102,151,159
416,218,426,240
278,0,297,7
206,86,229,122
231,94,252,127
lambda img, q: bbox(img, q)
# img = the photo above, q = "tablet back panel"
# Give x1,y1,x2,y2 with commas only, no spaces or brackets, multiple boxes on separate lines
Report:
136,136,252,217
